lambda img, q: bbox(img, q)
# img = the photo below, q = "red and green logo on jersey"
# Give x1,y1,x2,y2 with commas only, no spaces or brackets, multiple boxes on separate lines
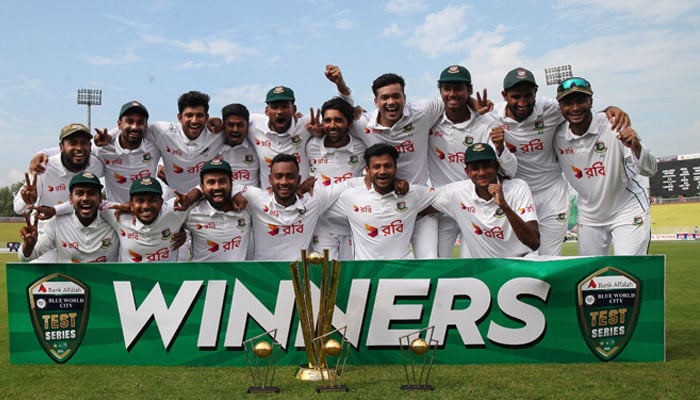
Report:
244,154,255,164
142,152,152,162
633,216,643,226
395,201,407,213
463,135,474,146
161,228,172,240
494,208,505,218
594,141,607,154
556,213,567,222
348,155,359,165
100,237,112,249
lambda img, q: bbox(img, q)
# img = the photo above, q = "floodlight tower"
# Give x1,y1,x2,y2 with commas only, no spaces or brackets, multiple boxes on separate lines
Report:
544,65,572,86
77,89,102,132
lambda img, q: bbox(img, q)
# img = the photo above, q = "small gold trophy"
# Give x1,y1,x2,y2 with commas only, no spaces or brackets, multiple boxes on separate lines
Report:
312,327,350,392
243,329,281,393
399,326,438,391
289,249,343,383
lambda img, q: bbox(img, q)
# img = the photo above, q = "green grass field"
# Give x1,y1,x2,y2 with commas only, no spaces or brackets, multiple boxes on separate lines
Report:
1,222,699,399
650,202,700,234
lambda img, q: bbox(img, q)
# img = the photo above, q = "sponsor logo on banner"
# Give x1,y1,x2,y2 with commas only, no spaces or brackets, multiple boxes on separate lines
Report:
27,273,90,363
576,267,641,361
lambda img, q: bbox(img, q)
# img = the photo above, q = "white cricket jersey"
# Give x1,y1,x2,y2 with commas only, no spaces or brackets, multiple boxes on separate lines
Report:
93,133,161,203
146,122,225,193
554,113,657,226
306,135,367,244
19,212,118,263
432,178,538,258
334,185,436,260
492,97,565,193
184,199,252,261
243,180,353,261
428,110,517,186
219,138,260,188
101,199,189,262
247,114,310,188
361,99,444,185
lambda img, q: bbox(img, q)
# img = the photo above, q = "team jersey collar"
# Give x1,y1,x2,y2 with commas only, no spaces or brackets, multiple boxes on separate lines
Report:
368,185,400,199
564,116,599,141
320,135,358,154
269,191,306,212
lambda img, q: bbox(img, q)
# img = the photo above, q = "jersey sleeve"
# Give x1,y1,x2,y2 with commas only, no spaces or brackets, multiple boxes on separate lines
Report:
431,184,458,218
412,185,438,210
632,143,657,177
507,180,538,222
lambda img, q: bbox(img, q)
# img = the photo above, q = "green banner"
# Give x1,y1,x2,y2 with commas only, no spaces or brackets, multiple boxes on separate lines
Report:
6,256,665,365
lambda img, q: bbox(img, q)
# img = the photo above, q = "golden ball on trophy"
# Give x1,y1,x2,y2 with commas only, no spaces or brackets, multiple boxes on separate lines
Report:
410,338,428,355
307,252,323,265
323,339,342,356
253,341,272,358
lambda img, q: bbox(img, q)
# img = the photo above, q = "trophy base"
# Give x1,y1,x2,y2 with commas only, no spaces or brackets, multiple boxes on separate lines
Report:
294,366,337,381
316,384,349,393
401,384,434,391
247,386,280,393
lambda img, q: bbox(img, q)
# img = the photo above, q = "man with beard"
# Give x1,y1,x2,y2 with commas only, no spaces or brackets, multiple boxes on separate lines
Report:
184,159,252,261
332,143,436,260
239,153,360,261
427,65,517,258
218,103,260,187
15,123,104,235
432,143,540,258
491,67,629,256
248,65,352,188
19,172,118,263
305,97,366,259
101,177,190,262
553,77,656,256
91,101,161,202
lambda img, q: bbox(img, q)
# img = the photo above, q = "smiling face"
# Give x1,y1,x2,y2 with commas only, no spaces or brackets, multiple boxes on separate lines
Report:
366,153,397,195
374,83,405,127
223,114,248,147
559,93,593,134
501,83,537,122
465,160,499,192
70,184,102,225
202,171,232,211
129,193,164,225
322,109,351,147
117,112,148,149
265,101,296,133
177,105,208,140
439,81,471,113
269,160,300,207
59,132,92,172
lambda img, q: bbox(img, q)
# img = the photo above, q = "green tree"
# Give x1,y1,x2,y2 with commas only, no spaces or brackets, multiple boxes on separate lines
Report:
0,181,24,217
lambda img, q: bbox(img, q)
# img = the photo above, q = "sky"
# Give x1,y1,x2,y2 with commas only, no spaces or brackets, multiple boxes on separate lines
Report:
0,0,698,187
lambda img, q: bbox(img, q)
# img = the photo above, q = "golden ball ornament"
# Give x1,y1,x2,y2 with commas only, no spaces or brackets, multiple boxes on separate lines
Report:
323,339,342,356
307,252,323,265
410,338,429,355
253,341,273,358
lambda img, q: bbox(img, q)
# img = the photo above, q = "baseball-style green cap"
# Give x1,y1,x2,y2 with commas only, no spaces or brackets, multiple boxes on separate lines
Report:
129,176,163,196
556,77,593,101
503,67,538,90
119,100,149,118
69,172,103,191
59,123,91,141
265,86,295,103
438,65,471,83
200,158,232,180
464,143,497,164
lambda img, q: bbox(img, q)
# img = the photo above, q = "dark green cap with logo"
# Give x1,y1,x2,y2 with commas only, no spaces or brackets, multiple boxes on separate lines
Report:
129,176,162,196
438,65,471,83
119,100,149,118
69,172,103,191
503,67,538,90
200,158,232,179
464,143,497,164
265,86,295,103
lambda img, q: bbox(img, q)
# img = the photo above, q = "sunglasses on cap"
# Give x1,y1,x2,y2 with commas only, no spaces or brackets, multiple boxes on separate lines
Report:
557,77,591,92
